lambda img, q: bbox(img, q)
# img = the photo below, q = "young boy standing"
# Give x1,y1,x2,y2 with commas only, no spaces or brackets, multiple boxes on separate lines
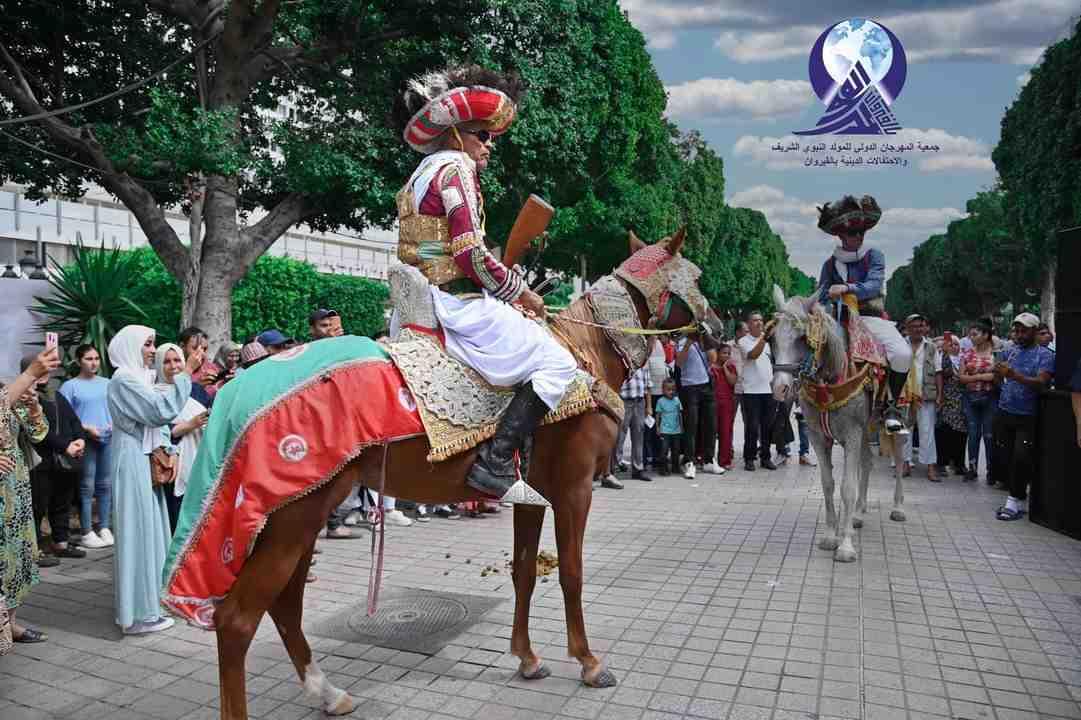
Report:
654,379,684,476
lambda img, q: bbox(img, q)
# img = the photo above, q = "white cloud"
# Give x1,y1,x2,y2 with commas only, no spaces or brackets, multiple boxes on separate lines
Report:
728,184,966,277
665,78,811,121
1017,71,1032,86
621,0,1077,65
731,128,994,173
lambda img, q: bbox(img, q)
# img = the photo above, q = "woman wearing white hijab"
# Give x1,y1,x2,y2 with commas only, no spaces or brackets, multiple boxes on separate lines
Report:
154,343,208,533
107,325,194,635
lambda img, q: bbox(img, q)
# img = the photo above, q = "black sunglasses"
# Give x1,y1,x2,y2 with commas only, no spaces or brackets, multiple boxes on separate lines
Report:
461,129,494,143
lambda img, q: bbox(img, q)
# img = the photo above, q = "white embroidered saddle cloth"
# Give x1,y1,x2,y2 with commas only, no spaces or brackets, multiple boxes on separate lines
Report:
382,266,621,462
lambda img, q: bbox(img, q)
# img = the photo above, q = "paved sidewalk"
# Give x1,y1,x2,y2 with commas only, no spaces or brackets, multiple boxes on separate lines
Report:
2,444,1080,720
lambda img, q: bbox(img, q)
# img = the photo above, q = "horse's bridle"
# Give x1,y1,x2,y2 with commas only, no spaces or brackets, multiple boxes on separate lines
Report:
770,310,811,389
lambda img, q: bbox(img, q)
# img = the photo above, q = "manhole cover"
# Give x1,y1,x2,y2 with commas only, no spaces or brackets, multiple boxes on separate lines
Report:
308,588,501,655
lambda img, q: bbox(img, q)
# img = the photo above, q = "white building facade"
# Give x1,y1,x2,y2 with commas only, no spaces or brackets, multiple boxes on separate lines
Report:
0,184,398,280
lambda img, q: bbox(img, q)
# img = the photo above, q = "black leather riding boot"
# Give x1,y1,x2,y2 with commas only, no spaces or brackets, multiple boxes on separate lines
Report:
883,369,908,432
466,382,552,506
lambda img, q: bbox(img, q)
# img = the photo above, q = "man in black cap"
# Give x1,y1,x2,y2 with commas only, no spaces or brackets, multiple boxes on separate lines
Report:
309,309,341,342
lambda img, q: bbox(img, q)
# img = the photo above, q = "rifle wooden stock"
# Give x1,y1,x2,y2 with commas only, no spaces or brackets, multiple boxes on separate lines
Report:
503,194,554,269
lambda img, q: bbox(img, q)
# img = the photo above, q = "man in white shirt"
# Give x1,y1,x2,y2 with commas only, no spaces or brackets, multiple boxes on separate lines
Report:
902,313,943,481
737,311,777,472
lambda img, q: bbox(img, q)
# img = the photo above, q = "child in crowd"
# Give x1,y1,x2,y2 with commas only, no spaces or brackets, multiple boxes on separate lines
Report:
710,345,739,470
654,379,684,475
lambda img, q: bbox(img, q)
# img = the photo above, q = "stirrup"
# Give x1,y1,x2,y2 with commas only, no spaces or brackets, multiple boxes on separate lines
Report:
498,479,551,507
882,405,908,435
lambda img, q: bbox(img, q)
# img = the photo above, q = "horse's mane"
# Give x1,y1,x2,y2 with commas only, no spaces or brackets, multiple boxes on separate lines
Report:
782,295,847,381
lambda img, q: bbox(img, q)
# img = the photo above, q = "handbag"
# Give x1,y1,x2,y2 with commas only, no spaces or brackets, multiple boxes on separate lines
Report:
0,596,12,656
149,447,178,487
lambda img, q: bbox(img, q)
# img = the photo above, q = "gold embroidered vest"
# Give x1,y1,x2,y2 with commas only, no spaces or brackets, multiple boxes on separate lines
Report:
396,186,470,289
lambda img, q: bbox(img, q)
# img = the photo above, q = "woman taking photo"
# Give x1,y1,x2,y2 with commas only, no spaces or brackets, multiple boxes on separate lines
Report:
958,319,997,483
59,344,114,549
107,326,195,635
1,347,60,643
154,343,208,533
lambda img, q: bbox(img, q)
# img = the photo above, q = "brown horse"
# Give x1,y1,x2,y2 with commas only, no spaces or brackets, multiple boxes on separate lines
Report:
210,229,723,719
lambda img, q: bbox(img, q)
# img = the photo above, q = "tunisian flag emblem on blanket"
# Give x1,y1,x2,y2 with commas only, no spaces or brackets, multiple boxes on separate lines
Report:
162,336,423,628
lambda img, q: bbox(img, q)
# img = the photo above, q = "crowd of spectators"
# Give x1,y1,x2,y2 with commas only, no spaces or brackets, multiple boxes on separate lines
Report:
0,296,1074,650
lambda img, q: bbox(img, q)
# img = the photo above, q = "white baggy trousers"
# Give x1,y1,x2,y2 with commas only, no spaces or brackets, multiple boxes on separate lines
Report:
862,316,913,373
431,288,578,411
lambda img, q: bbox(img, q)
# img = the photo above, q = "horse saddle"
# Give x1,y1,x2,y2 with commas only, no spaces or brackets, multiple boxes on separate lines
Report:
382,265,622,463
835,294,887,369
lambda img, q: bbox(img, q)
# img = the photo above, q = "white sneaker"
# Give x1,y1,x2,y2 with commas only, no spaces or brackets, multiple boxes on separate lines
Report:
702,462,725,475
80,530,108,549
343,511,365,527
384,509,413,527
98,528,115,546
123,616,175,635
683,463,696,479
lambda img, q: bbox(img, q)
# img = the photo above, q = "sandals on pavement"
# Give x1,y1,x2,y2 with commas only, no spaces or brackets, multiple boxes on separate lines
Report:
996,507,1025,521
14,627,48,643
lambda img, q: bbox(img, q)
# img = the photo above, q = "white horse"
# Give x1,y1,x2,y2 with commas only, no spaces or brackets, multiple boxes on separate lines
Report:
769,285,906,563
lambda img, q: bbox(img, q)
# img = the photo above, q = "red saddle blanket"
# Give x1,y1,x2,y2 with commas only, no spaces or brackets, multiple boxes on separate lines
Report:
162,337,424,629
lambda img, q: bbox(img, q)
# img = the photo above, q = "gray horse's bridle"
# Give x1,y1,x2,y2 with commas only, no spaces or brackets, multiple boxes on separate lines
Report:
770,310,808,380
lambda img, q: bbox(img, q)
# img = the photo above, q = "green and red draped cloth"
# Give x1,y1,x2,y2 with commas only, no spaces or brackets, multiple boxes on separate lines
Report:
162,337,423,628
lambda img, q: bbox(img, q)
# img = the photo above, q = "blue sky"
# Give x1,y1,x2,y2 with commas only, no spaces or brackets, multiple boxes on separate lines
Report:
621,0,1079,279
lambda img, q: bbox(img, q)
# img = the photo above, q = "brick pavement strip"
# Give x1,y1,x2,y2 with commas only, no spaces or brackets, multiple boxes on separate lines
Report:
3,439,1081,720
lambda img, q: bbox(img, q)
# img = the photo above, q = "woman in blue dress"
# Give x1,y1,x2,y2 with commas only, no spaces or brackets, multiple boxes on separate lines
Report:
106,325,194,635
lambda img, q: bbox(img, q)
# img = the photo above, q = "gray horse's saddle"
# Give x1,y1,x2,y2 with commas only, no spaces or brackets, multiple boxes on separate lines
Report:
381,265,620,462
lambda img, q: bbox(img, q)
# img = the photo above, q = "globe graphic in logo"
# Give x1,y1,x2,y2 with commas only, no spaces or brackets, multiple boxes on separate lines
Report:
823,19,893,90
795,17,906,135
806,18,906,107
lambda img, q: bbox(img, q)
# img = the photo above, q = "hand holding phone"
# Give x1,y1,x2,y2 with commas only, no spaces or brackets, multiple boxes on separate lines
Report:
45,332,58,351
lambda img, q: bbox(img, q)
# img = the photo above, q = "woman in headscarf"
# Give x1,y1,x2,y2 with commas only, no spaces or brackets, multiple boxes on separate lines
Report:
213,341,242,387
107,325,194,635
154,344,208,533
0,347,60,643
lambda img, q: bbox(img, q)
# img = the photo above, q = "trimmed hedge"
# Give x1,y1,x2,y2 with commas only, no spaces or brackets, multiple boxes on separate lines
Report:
124,247,388,342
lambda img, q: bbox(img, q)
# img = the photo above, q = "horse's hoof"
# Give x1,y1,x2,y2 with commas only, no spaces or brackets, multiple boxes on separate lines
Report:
834,547,857,563
889,510,906,522
852,518,863,529
325,693,355,716
582,667,618,688
818,537,839,551
520,662,551,680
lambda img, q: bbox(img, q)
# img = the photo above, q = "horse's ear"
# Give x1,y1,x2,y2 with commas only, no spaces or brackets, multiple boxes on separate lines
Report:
666,226,687,255
772,284,786,310
628,230,647,255
803,295,818,313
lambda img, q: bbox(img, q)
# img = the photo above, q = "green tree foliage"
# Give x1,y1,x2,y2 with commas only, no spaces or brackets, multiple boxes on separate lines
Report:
0,0,806,340
124,248,387,342
992,17,1081,272
0,0,485,348
885,189,1036,325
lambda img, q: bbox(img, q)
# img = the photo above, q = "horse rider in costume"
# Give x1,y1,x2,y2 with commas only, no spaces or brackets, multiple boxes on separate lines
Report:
393,65,577,507
815,195,912,432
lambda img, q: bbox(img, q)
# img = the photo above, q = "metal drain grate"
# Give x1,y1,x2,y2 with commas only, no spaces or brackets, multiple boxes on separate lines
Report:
307,588,502,655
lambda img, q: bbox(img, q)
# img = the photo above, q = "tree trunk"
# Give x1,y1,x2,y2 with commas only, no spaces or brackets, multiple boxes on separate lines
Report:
1041,254,1056,332
188,175,243,354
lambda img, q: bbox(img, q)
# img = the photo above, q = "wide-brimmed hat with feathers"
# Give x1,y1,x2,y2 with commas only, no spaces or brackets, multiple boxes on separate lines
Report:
393,65,524,154
817,195,882,236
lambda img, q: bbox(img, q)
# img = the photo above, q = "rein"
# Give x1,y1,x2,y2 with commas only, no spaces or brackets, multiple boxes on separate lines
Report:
554,314,698,336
